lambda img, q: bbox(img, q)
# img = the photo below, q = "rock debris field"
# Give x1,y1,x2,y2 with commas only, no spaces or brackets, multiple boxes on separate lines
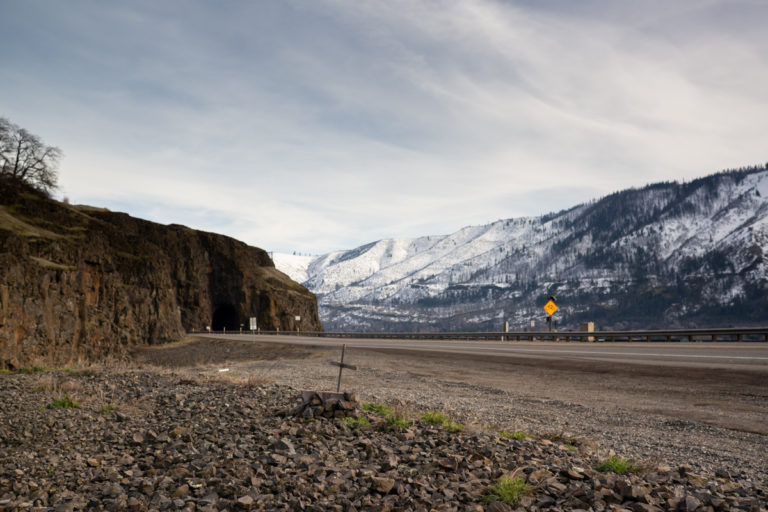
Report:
1,339,767,511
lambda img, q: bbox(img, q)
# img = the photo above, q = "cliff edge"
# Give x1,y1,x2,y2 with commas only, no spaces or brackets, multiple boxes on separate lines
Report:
0,177,322,368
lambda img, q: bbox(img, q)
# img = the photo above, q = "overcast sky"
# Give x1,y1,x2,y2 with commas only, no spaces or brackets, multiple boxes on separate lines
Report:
1,1,767,254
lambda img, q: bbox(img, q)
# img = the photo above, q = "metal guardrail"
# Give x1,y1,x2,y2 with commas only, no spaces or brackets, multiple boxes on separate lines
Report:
196,327,768,342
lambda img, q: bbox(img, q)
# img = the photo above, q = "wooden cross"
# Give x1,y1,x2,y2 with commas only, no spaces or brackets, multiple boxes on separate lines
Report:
330,344,357,392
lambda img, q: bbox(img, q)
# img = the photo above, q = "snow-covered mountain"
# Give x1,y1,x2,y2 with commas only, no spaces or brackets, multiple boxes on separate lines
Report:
275,166,768,331
271,253,315,284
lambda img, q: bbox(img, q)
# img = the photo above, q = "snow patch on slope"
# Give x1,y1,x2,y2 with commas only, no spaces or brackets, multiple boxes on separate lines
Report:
272,253,313,283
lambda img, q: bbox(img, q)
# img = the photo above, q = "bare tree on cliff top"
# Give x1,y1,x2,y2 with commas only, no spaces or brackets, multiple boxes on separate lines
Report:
0,117,61,194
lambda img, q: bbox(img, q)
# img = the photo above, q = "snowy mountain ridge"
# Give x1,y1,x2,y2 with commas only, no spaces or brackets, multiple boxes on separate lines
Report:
275,166,768,331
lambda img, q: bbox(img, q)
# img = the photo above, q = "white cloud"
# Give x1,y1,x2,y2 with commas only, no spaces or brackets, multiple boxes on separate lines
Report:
1,0,767,253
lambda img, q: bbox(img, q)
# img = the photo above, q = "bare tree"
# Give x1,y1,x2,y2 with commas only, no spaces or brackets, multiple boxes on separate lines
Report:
0,117,62,194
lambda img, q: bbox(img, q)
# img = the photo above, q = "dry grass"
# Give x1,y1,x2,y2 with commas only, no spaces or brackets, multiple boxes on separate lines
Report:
31,374,83,395
115,395,155,417
175,369,274,389
246,374,274,387
0,205,62,239
28,367,123,413
205,372,274,388
30,256,75,271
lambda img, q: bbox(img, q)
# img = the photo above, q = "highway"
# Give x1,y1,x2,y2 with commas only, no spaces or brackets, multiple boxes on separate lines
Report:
198,334,768,371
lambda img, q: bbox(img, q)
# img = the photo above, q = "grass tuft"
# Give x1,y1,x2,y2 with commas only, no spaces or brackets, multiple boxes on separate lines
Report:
383,414,412,431
362,402,392,417
443,420,464,433
342,416,371,429
49,395,81,409
543,432,579,445
420,410,464,433
499,430,532,440
362,401,419,432
596,456,639,475
422,410,448,425
482,475,532,506
17,366,51,374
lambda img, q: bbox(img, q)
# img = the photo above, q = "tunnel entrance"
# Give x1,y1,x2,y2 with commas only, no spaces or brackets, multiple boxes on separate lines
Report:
212,304,239,331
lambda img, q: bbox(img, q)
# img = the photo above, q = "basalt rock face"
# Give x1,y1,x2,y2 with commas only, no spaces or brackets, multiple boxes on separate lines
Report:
0,178,322,368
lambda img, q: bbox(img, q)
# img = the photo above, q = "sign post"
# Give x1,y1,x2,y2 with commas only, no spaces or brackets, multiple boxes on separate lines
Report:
543,297,558,333
249,317,257,333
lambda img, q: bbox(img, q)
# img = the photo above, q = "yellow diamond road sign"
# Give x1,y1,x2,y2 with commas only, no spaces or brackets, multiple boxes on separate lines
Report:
543,299,558,316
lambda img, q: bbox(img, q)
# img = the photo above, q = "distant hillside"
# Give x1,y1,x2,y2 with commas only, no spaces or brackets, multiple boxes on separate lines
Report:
0,177,321,368
277,165,768,331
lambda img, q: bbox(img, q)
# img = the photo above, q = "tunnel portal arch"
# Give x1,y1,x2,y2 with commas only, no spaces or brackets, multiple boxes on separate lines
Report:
212,304,239,331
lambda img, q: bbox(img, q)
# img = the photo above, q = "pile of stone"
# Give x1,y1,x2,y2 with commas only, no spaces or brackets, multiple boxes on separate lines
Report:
292,390,360,419
0,370,766,511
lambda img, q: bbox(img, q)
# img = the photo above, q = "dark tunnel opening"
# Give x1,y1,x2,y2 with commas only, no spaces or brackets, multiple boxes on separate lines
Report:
212,304,239,331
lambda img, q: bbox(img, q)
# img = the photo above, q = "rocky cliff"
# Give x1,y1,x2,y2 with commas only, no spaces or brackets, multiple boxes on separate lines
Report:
0,177,322,368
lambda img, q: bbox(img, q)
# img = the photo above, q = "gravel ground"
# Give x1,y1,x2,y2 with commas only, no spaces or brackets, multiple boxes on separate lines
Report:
1,366,767,511
2,337,764,511
203,341,768,485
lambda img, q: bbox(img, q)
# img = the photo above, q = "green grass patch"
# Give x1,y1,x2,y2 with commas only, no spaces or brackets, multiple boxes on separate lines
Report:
0,369,12,375
362,401,417,431
382,414,412,431
482,475,532,507
17,366,51,374
361,402,392,417
420,410,464,432
596,456,639,475
443,420,464,433
499,430,532,440
543,432,579,445
48,396,81,409
342,416,371,429
422,410,448,425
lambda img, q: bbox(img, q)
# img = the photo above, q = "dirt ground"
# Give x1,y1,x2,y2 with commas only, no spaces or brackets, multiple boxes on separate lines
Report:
132,337,314,367
131,337,768,480
134,337,768,436
364,346,768,436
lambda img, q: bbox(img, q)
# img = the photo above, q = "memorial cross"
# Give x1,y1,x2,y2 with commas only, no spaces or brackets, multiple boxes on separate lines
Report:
330,344,357,392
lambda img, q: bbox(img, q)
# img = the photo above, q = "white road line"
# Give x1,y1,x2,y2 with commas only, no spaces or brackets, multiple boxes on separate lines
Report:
215,335,768,362
399,346,768,361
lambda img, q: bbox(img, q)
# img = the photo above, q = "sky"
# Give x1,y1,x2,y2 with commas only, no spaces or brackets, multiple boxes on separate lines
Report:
1,0,767,254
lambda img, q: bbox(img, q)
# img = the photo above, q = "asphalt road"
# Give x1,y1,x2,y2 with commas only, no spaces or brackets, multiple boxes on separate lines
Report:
200,334,768,372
